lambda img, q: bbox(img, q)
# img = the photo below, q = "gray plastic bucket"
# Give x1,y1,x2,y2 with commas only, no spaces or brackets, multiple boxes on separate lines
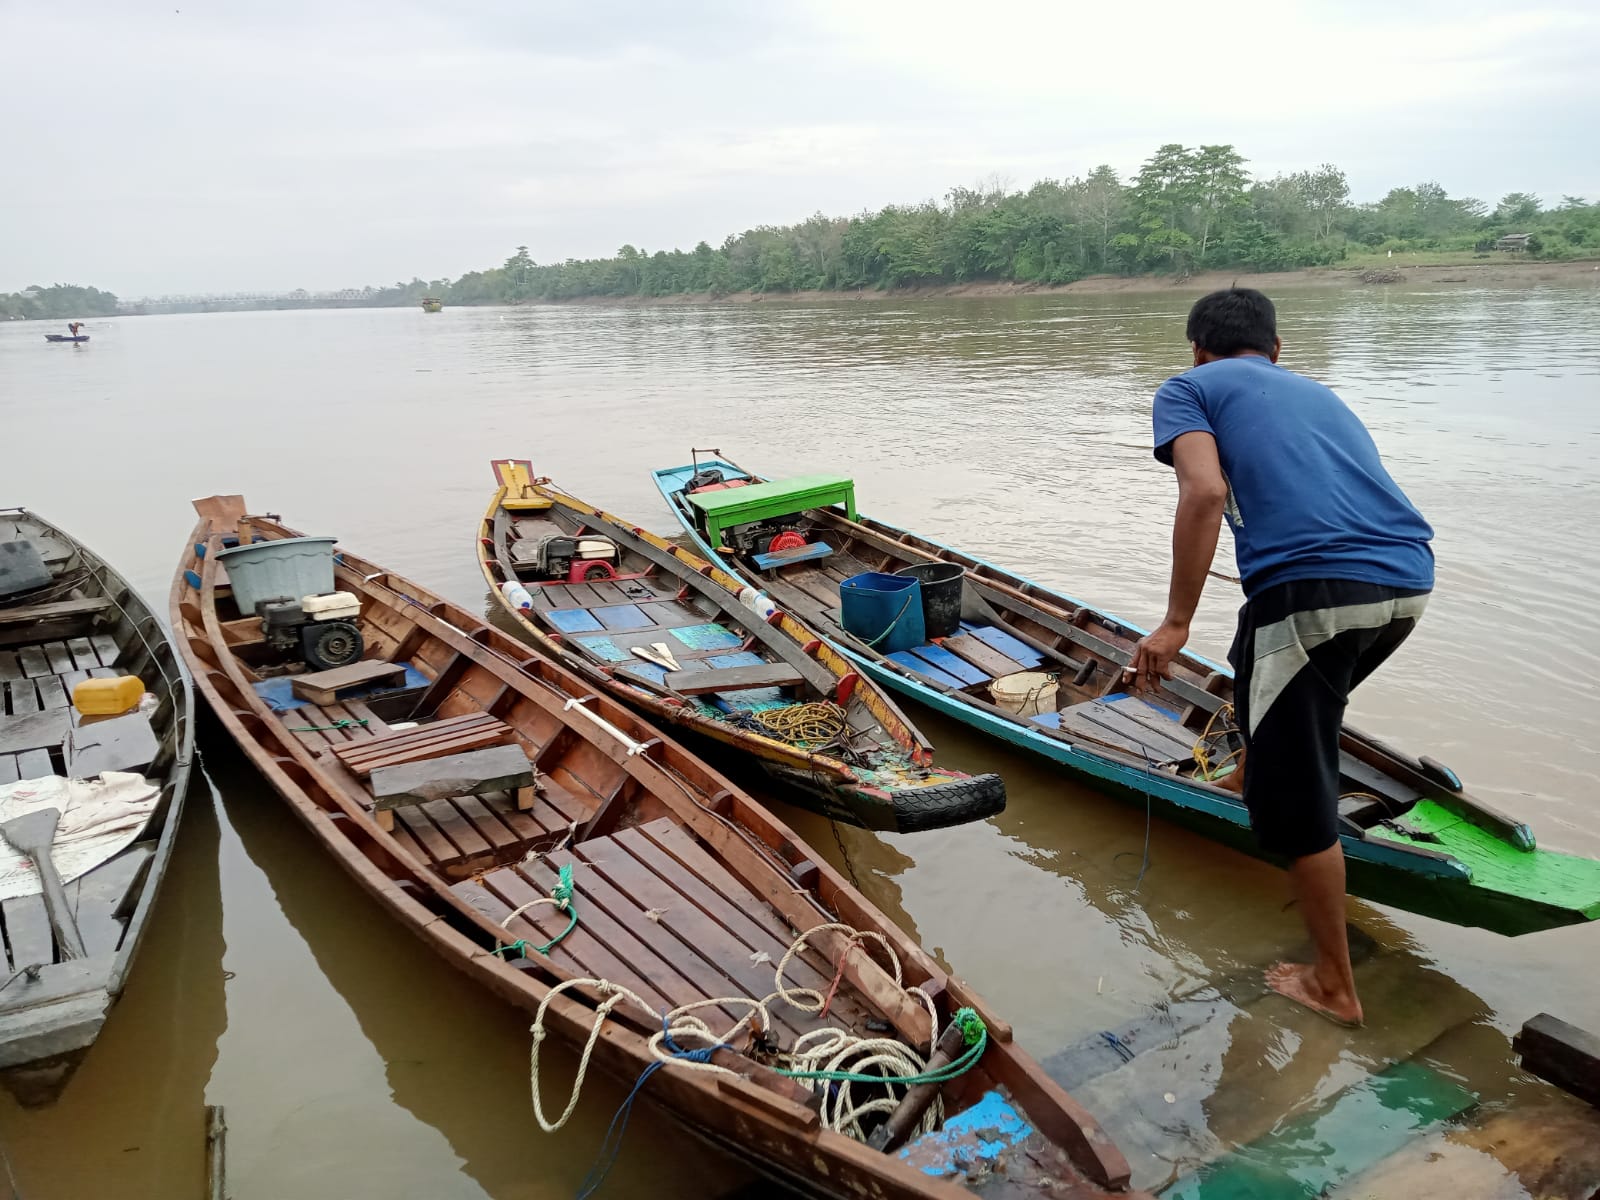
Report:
216,536,337,615
893,561,965,640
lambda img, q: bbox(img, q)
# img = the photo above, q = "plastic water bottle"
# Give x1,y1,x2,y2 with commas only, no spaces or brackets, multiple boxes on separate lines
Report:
500,580,535,611
739,586,778,621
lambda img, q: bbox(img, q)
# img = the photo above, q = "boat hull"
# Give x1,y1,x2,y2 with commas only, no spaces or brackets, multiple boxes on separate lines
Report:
0,510,193,1106
651,460,1600,937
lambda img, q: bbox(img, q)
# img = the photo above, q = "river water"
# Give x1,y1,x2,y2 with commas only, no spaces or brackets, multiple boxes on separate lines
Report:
1,283,1597,1198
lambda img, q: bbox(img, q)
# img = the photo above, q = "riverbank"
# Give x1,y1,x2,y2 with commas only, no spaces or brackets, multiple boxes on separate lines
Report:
531,257,1600,306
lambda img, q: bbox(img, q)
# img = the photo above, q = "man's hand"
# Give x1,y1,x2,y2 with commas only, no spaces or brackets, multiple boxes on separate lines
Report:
1125,620,1189,694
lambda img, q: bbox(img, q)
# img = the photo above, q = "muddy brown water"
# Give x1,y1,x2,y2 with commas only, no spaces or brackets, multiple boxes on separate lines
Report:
1,283,1597,1197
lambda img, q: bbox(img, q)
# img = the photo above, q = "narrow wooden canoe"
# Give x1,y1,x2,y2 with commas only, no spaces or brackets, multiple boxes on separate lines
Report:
0,509,193,1105
174,496,1143,1200
43,335,89,344
478,460,1004,833
653,457,1600,937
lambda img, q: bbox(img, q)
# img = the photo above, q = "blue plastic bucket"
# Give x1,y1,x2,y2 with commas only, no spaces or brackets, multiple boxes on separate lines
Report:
840,572,926,654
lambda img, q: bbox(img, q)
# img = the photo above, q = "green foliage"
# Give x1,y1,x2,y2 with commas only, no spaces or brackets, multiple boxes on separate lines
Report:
337,147,1600,306
0,283,119,320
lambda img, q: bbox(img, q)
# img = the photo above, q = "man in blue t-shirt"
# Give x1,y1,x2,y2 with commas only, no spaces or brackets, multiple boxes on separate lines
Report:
1128,287,1433,1028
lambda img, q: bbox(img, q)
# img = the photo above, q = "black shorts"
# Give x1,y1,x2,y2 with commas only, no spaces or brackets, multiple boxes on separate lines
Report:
1228,579,1429,859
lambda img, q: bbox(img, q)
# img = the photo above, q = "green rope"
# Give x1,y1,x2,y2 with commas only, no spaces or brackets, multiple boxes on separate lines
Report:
493,864,579,957
289,718,369,733
776,1008,988,1086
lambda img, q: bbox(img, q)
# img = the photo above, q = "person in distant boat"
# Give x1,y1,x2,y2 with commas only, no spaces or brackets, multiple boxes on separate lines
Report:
1128,287,1434,1028
67,322,82,337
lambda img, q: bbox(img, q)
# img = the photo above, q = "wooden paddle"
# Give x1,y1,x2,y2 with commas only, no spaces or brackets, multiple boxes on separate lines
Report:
0,808,86,960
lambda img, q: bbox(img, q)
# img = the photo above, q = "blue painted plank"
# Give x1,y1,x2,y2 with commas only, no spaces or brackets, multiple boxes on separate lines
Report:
1030,711,1063,729
546,608,603,633
751,541,834,570
574,635,629,662
898,1091,1033,1178
707,651,766,669
592,603,653,631
886,650,966,690
909,643,989,686
617,661,669,685
966,624,1045,668
669,623,744,651
1102,692,1182,721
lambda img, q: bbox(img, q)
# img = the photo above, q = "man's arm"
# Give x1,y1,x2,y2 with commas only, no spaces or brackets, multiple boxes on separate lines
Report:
1128,431,1229,693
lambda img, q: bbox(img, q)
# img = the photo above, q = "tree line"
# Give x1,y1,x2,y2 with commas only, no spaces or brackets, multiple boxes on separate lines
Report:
407,143,1599,304
1,283,119,321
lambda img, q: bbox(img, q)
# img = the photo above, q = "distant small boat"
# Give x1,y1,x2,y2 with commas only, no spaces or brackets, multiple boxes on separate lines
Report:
43,335,89,344
420,298,443,313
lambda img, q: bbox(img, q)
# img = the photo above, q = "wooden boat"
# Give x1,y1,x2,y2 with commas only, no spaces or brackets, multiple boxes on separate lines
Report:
653,457,1600,938
173,495,1143,1200
43,335,89,344
0,509,192,1105
478,460,1004,833
421,297,443,313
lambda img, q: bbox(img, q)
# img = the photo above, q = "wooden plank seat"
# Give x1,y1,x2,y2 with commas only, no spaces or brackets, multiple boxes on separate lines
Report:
368,743,537,834
330,711,513,776
291,660,407,706
665,663,805,695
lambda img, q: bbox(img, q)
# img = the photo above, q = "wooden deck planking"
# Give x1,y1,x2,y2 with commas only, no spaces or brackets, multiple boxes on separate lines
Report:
58,669,90,695
0,653,20,683
395,807,460,864
941,633,1027,681
519,857,765,1035
35,676,68,710
0,755,17,784
42,642,74,675
451,795,523,853
90,633,121,666
16,748,51,779
2,894,53,970
574,839,824,1037
66,637,95,670
6,681,41,715
18,647,50,679
416,798,494,861
474,866,680,1015
609,825,841,1000
1067,702,1194,761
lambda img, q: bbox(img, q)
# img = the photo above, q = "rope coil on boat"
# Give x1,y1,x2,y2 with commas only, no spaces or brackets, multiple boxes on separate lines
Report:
525,921,989,1178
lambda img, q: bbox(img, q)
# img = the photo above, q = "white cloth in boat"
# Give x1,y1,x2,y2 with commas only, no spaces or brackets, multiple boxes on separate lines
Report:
0,772,159,901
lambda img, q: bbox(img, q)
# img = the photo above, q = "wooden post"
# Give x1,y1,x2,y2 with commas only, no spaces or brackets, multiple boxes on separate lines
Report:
1514,1013,1600,1108
866,1020,968,1152
206,1105,228,1200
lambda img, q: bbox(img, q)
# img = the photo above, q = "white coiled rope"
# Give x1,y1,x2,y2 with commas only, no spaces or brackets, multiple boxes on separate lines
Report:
526,922,945,1139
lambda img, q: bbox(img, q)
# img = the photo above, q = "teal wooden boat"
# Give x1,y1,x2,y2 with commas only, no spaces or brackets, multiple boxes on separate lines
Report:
652,455,1600,937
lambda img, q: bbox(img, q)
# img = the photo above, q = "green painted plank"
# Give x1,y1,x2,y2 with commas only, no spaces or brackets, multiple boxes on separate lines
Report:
1370,800,1600,917
1161,1061,1476,1200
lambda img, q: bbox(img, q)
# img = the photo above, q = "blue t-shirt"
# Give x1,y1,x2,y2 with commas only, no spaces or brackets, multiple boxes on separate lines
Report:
1152,355,1434,597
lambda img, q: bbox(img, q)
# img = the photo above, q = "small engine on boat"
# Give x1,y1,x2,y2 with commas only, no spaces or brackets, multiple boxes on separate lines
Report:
526,533,620,583
724,520,808,557
257,591,365,671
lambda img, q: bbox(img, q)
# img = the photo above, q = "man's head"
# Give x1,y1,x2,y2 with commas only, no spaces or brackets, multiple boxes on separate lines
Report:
1186,288,1281,365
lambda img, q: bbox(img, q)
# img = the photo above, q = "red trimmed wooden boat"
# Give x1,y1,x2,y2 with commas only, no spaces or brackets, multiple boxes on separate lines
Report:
173,495,1144,1200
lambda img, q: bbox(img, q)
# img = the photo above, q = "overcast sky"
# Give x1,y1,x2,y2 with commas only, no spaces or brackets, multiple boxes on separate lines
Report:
3,0,1596,296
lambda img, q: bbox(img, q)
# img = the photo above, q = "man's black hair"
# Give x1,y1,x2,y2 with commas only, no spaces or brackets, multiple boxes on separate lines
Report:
1185,288,1278,357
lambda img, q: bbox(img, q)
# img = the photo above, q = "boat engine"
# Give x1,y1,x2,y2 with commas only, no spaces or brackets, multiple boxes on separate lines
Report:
525,533,620,583
724,520,809,557
257,591,365,671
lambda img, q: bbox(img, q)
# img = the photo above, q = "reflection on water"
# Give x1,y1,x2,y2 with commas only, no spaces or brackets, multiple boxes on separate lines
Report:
1,282,1597,1196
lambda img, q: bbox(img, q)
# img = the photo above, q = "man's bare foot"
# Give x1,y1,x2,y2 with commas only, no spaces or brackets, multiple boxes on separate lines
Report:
1265,961,1364,1027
